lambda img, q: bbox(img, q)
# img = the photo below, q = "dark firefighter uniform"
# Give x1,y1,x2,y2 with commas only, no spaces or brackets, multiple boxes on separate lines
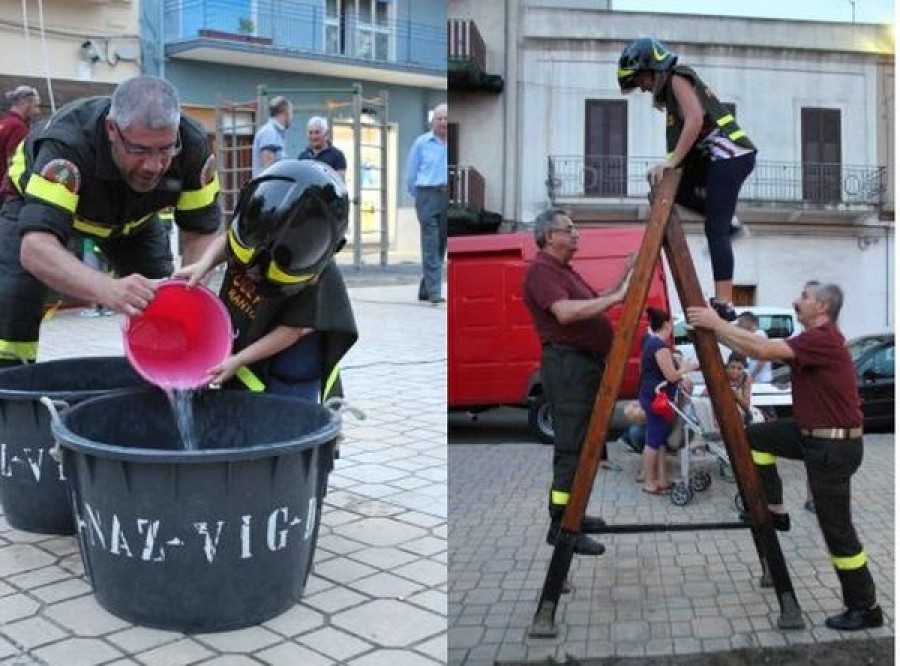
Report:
657,64,756,215
747,321,876,614
0,97,220,363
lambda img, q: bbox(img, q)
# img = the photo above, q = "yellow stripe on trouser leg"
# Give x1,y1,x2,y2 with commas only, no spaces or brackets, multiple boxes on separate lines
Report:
0,340,38,363
550,490,570,506
832,550,867,570
322,366,341,401
236,366,265,392
751,450,777,465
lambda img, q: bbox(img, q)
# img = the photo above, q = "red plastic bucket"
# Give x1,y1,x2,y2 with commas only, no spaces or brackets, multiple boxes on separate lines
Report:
124,280,232,390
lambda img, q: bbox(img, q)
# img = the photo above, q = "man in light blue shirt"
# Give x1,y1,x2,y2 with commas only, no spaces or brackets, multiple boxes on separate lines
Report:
252,96,293,176
405,103,448,304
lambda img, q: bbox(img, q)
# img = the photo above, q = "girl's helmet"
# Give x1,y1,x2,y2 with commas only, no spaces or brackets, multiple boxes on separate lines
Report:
227,159,349,294
617,37,677,93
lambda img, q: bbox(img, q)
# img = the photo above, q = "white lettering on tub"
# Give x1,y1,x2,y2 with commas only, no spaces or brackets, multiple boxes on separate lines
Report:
193,521,226,563
305,497,317,539
22,448,43,482
85,504,106,550
137,519,165,562
0,444,11,477
110,514,134,558
267,507,289,551
76,502,314,562
240,515,252,559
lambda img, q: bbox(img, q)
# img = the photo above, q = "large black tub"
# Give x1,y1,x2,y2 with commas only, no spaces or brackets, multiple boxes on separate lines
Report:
51,388,340,632
0,357,147,534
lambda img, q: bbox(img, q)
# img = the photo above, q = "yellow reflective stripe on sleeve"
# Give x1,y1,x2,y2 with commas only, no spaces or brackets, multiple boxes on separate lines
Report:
751,450,777,465
8,143,26,194
716,114,735,127
550,490,570,506
617,67,635,78
0,340,38,363
832,550,867,571
24,174,79,213
73,217,113,238
322,365,340,401
122,212,155,236
176,172,219,211
728,130,747,141
236,366,266,392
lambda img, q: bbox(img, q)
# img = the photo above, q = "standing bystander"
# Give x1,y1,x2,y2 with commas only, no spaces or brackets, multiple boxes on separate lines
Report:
252,96,293,177
687,282,881,631
298,116,347,180
0,85,40,204
405,103,447,304
522,208,634,555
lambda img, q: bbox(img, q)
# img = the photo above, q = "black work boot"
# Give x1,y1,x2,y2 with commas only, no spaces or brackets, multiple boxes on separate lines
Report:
546,521,606,556
825,605,883,631
710,297,737,322
580,515,607,533
738,509,790,532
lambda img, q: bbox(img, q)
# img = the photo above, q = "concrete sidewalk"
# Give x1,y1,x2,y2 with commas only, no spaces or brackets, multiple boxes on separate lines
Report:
448,411,894,665
0,278,447,665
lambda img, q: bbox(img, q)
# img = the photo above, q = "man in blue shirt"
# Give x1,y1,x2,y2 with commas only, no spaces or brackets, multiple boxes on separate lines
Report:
405,103,448,304
252,96,293,176
297,117,347,180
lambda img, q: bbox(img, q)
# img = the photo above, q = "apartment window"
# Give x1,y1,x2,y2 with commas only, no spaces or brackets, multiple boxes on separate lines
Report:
325,0,393,61
584,100,627,196
801,108,842,203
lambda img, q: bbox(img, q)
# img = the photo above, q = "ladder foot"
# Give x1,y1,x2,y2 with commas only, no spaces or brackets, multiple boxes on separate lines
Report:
528,601,558,638
777,592,805,630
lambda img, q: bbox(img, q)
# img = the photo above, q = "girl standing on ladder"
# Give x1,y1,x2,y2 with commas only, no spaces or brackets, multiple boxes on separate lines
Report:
617,37,757,322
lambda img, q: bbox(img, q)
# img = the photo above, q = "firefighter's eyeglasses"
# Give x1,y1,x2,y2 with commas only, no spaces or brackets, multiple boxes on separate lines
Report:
113,123,182,159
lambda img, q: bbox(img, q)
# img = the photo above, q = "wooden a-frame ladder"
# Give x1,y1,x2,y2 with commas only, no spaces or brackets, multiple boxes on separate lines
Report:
529,170,805,638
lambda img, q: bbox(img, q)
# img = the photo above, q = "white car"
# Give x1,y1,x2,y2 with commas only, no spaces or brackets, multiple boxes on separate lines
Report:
673,306,800,418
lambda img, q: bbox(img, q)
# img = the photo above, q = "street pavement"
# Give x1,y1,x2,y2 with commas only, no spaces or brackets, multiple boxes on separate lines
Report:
447,408,894,665
0,272,447,665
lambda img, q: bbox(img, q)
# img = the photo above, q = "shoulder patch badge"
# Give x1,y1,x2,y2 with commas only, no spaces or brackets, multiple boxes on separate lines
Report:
200,155,217,186
39,159,81,194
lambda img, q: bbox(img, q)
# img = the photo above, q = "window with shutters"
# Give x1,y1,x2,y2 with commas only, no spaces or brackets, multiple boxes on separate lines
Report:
801,108,842,203
583,100,627,197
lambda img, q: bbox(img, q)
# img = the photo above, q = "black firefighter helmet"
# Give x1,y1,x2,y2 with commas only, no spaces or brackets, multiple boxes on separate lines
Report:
227,159,349,294
617,37,677,93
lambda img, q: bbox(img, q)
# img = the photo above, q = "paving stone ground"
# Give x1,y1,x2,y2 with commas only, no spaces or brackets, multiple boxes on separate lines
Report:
447,409,894,665
0,273,447,666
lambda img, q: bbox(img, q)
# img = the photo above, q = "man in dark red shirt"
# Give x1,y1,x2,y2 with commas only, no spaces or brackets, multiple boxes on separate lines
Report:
0,85,40,202
523,208,632,556
688,282,881,631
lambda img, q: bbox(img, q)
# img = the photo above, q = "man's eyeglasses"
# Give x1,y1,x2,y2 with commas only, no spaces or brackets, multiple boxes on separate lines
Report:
113,123,182,158
550,225,577,235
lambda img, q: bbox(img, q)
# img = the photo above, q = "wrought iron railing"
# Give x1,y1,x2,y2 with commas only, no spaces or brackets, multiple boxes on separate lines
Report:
447,19,486,71
449,165,485,210
164,0,446,71
547,155,886,208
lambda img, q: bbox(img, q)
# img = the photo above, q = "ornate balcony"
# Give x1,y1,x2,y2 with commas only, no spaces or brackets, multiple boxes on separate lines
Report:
449,165,501,235
447,19,503,93
546,155,887,212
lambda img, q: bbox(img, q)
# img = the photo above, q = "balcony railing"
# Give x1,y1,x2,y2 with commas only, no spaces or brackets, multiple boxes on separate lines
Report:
449,165,485,210
547,155,886,209
164,0,446,72
447,19,486,71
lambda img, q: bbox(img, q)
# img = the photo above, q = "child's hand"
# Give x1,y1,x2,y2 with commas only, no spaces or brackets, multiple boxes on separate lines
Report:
207,356,243,388
172,261,210,288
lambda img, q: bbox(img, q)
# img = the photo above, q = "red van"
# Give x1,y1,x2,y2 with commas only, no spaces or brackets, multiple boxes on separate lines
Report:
448,227,671,442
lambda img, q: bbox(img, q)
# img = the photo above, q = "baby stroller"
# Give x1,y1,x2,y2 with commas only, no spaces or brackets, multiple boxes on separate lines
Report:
654,382,733,506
